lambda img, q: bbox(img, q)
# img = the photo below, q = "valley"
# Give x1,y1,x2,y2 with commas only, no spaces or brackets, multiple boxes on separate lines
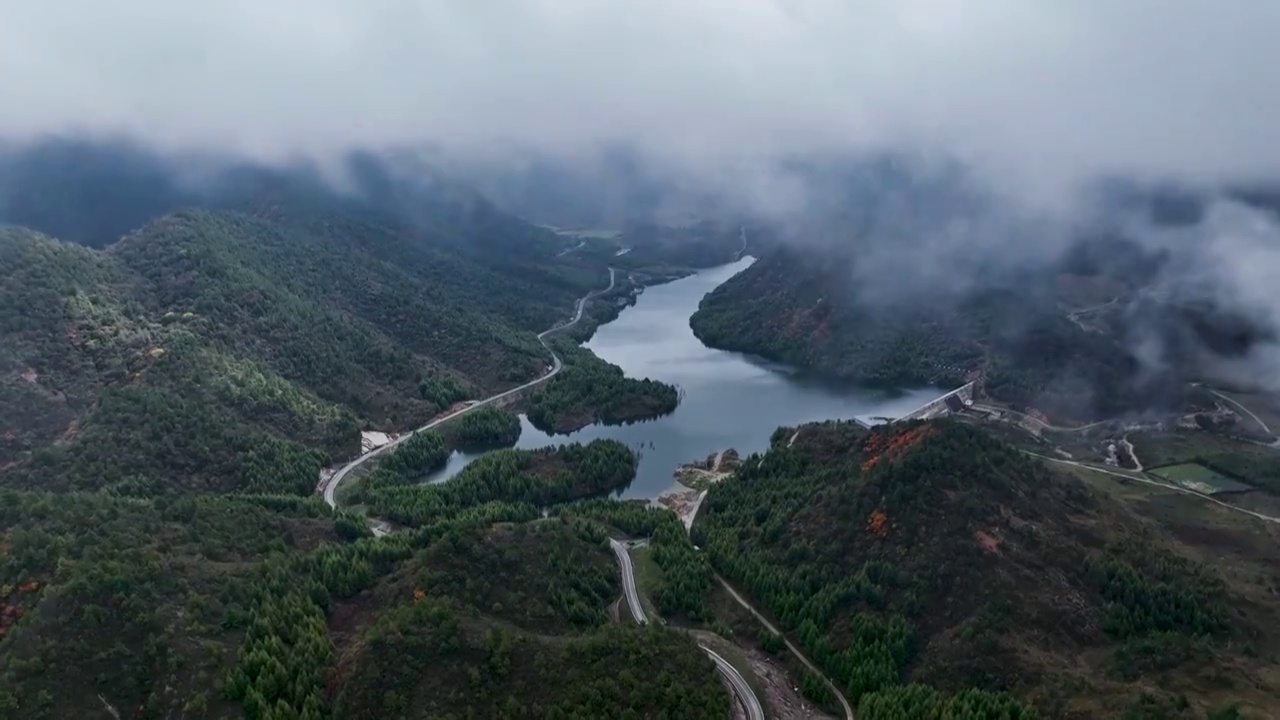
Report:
2,149,1279,720
4,8,1279,720
405,257,939,498
309,231,1280,719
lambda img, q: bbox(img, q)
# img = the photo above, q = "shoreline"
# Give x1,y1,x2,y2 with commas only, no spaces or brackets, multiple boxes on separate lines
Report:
658,447,740,528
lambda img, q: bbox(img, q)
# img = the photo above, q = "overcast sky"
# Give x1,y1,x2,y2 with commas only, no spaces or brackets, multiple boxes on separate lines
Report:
3,1,1280,198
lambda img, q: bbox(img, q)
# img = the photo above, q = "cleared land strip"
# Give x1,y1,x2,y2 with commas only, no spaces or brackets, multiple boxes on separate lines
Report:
611,541,768,720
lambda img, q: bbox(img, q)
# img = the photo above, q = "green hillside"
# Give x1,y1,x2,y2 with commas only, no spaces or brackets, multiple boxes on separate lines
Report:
0,491,341,719
329,519,728,720
0,435,729,719
1,196,611,494
688,247,1173,420
692,420,1280,718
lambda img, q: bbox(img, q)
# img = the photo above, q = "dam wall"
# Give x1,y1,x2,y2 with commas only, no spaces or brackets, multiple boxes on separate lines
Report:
895,382,977,423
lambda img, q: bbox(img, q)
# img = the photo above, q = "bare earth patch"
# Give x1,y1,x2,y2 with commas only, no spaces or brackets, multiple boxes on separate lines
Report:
696,632,837,720
657,487,705,529
674,448,740,489
974,529,1000,553
748,651,838,720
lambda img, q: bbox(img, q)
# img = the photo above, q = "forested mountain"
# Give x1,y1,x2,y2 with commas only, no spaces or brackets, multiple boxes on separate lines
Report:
689,162,1280,423
0,404,715,718
689,244,1171,420
444,144,722,229
0,140,742,718
0,491,343,719
680,158,1158,420
692,419,1280,718
0,489,730,719
328,518,727,720
0,144,617,495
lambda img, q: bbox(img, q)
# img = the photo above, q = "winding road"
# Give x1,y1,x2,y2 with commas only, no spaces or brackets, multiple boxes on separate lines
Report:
321,268,617,509
1066,297,1119,333
321,256,763,716
1201,387,1280,447
971,403,1112,435
610,540,765,720
701,645,766,720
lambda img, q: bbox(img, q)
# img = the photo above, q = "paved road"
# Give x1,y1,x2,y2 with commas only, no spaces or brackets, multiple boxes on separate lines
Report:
715,576,854,720
971,403,1112,435
980,386,1280,443
610,540,767,720
321,268,618,508
1025,451,1280,524
610,538,648,625
1202,387,1280,447
700,644,766,720
557,239,587,257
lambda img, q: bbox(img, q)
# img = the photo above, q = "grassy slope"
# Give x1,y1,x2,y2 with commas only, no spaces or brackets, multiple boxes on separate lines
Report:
692,420,1280,719
1131,430,1280,495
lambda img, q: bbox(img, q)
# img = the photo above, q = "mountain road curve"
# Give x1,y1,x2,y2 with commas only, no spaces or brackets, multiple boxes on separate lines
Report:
610,540,767,720
701,645,766,720
321,267,617,509
970,403,1112,435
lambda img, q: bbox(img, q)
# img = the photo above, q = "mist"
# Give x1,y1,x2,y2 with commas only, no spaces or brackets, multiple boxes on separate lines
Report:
5,2,1280,399
4,2,1280,198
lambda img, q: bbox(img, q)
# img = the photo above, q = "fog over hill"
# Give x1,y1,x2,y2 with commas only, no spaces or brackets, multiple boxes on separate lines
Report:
4,1,1280,393
5,2,1278,189
7,7,1280,719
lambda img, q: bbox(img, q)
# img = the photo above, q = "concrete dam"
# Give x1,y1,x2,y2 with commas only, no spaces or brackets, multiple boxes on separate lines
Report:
893,382,977,423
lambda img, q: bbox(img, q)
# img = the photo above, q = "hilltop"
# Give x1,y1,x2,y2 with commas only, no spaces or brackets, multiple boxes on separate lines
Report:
692,420,1280,718
327,518,728,720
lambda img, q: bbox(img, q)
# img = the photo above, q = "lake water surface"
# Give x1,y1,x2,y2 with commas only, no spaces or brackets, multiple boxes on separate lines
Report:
427,257,941,498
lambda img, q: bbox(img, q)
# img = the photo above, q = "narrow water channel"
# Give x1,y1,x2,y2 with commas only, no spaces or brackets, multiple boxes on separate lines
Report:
427,257,941,499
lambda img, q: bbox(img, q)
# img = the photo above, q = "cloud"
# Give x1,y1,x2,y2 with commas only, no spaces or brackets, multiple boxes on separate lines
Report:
4,1,1280,407
3,1,1280,197
1134,199,1280,391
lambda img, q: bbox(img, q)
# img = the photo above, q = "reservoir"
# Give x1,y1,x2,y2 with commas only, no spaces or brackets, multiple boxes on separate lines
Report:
427,257,940,499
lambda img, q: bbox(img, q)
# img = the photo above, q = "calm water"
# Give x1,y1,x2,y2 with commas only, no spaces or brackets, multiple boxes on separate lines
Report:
427,258,941,499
